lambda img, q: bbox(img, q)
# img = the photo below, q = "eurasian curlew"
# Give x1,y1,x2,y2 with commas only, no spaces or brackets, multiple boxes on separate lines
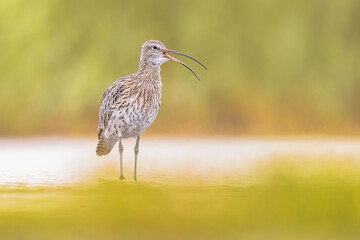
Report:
96,40,206,181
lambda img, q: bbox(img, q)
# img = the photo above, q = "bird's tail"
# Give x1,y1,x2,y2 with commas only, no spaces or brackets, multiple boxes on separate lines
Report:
96,137,118,156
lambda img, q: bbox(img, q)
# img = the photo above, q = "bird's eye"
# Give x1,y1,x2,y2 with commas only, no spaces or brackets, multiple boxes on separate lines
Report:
152,46,158,50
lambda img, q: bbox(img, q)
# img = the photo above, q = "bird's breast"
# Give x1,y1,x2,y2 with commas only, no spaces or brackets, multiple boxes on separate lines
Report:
115,85,161,138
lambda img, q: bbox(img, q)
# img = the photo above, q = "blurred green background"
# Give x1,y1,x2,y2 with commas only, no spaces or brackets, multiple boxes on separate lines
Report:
1,0,359,136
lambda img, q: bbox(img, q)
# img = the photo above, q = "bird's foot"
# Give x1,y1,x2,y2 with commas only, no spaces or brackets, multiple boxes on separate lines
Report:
119,175,125,180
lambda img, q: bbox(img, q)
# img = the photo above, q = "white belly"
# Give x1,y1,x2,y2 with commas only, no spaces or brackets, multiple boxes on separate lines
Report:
110,103,160,139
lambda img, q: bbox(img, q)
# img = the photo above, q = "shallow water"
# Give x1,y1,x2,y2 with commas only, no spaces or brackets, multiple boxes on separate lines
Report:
0,137,360,186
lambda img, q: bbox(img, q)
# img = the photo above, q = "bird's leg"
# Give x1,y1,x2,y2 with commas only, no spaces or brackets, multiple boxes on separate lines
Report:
119,139,125,180
134,135,140,181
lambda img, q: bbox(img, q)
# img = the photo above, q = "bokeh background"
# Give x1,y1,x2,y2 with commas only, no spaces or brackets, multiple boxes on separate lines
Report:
1,0,359,137
2,1,360,239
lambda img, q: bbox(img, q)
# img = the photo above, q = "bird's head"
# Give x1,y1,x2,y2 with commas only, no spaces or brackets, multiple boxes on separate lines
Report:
139,40,207,81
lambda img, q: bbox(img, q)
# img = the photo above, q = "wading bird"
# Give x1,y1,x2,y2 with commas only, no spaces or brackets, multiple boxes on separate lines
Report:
96,40,207,181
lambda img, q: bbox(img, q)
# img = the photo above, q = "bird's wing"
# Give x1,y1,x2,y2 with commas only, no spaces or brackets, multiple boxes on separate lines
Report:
97,79,128,139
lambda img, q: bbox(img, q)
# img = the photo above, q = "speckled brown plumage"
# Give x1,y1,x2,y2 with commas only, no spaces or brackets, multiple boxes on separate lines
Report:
96,40,206,181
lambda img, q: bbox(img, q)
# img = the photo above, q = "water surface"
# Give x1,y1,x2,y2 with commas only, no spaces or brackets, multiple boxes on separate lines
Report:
1,137,359,186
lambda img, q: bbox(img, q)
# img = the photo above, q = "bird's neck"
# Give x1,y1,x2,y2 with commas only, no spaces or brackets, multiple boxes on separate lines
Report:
138,63,162,82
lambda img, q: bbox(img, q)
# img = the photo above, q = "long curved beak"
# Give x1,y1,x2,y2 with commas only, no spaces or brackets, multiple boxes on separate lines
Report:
164,49,207,81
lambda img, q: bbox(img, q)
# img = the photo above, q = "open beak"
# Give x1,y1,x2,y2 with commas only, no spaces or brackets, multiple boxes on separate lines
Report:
163,49,207,81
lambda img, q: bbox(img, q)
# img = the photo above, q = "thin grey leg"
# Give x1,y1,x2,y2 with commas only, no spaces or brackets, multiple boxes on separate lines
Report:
119,139,125,180
134,135,140,181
